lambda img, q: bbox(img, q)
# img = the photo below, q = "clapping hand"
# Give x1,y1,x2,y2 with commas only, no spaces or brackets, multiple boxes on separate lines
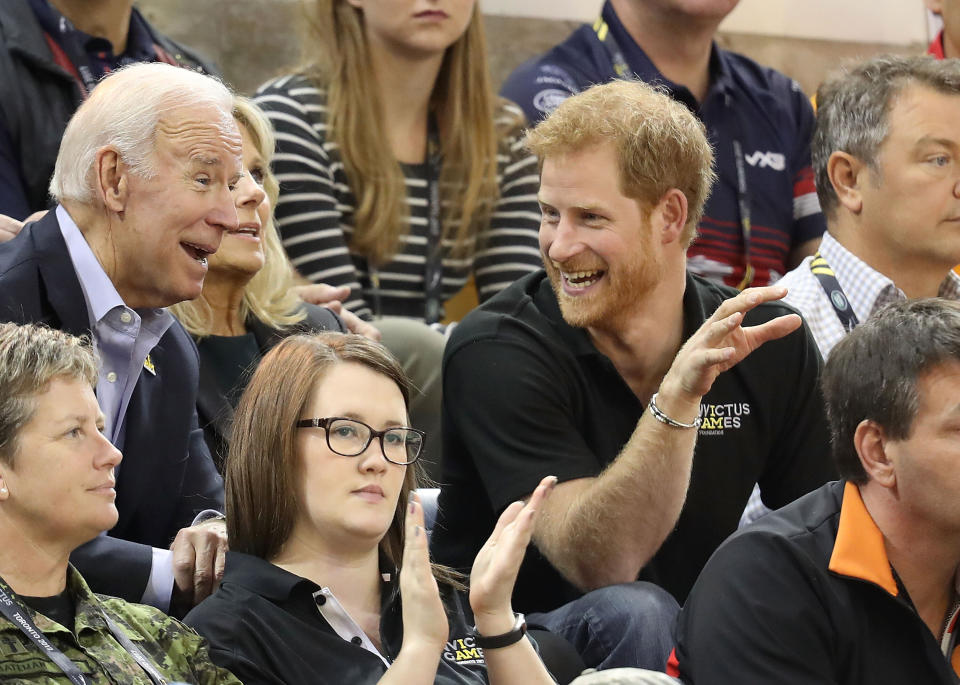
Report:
469,476,557,635
399,492,449,654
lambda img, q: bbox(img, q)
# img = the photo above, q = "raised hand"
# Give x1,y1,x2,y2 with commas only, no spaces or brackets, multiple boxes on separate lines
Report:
469,475,557,635
399,492,448,653
663,285,800,402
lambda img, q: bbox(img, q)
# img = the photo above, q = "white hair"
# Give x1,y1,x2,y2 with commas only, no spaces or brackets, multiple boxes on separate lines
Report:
50,62,235,204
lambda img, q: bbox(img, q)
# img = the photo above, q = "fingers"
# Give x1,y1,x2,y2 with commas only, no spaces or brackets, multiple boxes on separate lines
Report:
340,309,383,341
293,283,352,305
743,313,802,348
487,476,557,550
709,285,788,323
170,523,229,606
403,493,429,564
0,215,23,243
192,534,217,602
171,530,198,602
322,300,343,314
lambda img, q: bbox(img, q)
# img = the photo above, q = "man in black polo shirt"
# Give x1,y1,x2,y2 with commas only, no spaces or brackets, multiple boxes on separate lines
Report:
432,80,834,671
672,298,960,684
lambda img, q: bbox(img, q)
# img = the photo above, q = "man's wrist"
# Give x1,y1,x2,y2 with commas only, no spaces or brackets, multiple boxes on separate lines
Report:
650,383,702,426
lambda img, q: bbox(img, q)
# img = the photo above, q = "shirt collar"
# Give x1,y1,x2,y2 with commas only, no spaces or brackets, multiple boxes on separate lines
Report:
819,232,960,318
57,205,126,326
600,0,729,108
223,551,399,603
828,481,899,596
27,0,156,61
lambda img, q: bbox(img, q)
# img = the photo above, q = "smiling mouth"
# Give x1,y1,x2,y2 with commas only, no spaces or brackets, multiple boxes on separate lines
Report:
561,269,606,290
230,224,260,238
181,241,214,265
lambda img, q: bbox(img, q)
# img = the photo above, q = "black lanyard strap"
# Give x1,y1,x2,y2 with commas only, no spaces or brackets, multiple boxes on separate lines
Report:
423,116,444,325
0,574,167,685
810,252,859,331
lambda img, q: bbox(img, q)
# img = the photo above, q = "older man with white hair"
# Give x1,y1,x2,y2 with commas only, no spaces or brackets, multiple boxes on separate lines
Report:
0,61,240,616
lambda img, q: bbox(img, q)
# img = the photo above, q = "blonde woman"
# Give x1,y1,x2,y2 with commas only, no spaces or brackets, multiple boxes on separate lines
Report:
253,0,542,324
170,98,346,469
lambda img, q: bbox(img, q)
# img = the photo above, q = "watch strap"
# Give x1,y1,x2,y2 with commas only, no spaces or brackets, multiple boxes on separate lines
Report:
474,612,527,649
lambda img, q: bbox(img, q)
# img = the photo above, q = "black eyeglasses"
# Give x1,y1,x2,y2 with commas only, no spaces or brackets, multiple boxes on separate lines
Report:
295,417,425,465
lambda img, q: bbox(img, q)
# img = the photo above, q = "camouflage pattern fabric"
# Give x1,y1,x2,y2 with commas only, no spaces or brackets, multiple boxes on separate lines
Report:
0,566,242,684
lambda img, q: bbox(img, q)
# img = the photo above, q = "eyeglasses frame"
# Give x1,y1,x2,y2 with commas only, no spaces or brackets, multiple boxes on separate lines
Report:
295,416,426,465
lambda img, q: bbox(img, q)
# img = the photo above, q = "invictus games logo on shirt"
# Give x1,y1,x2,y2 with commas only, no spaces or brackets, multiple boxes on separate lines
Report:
442,636,485,666
698,402,751,434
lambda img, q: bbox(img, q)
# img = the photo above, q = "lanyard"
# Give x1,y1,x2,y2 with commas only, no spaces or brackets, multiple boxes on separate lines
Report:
423,117,444,325
0,574,167,685
809,252,859,332
42,30,183,100
592,16,755,289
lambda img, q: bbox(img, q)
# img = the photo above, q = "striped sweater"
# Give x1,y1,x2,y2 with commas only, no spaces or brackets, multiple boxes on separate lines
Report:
254,74,543,321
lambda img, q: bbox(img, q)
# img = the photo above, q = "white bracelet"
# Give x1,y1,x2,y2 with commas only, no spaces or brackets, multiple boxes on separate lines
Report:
649,392,701,429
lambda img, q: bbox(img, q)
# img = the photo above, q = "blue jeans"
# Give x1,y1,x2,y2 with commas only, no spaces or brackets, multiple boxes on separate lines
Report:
528,582,679,671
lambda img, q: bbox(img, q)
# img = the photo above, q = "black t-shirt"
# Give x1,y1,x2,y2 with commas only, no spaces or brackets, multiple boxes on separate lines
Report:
21,589,75,630
185,551,493,685
197,332,261,407
433,270,835,609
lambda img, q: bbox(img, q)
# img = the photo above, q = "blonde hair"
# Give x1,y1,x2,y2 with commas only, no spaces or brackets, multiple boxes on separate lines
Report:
300,0,509,265
525,80,716,246
0,323,97,466
170,97,306,336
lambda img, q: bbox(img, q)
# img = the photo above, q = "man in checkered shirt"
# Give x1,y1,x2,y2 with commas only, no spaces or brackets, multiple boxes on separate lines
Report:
777,55,960,359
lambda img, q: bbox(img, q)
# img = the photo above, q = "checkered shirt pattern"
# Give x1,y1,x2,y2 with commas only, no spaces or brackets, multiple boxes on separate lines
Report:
778,232,960,360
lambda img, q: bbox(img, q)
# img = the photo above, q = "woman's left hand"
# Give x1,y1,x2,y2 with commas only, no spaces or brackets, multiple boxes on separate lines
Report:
469,475,557,632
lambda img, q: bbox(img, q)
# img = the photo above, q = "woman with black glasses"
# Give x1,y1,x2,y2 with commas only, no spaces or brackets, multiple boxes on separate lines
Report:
185,332,557,685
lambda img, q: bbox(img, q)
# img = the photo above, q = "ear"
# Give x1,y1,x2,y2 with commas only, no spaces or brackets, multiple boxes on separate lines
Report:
94,147,130,215
650,188,689,245
853,419,897,489
0,471,9,500
827,151,867,215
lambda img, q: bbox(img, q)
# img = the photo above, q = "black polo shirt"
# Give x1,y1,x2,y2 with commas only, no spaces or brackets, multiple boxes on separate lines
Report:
432,270,835,609
185,551,489,685
672,481,960,684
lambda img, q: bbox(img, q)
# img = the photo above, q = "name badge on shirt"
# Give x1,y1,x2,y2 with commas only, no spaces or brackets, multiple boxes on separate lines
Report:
143,354,156,376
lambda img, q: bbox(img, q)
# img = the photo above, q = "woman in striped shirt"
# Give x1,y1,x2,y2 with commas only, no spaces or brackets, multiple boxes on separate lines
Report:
253,0,543,324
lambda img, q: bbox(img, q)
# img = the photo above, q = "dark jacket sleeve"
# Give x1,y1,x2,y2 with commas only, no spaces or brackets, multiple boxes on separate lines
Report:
70,536,153,603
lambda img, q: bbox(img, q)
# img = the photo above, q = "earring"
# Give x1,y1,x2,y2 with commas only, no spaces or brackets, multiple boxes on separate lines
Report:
0,487,7,495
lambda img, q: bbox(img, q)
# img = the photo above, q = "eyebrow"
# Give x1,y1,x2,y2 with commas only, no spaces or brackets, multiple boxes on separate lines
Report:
914,135,958,151
190,155,224,167
337,411,406,428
